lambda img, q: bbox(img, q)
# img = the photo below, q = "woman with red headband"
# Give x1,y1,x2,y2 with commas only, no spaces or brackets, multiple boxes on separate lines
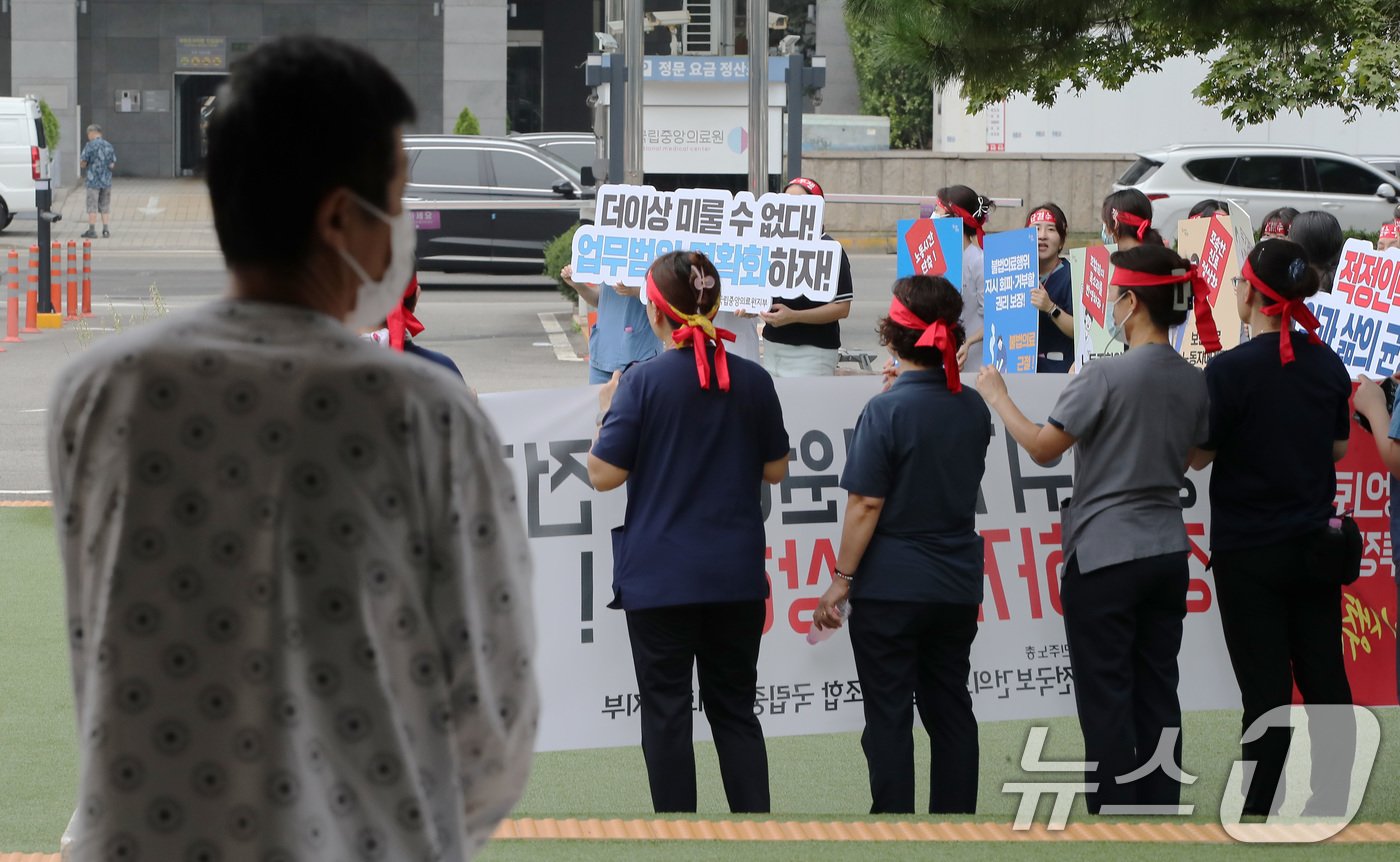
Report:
758,176,855,377
1191,239,1354,817
1026,202,1075,372
933,184,992,371
812,274,992,814
1101,188,1164,249
976,243,1212,815
587,250,790,814
1259,206,1299,241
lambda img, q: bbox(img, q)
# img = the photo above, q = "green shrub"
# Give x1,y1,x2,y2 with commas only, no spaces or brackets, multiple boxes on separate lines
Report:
1343,228,1380,245
38,99,60,157
544,224,581,302
453,106,481,136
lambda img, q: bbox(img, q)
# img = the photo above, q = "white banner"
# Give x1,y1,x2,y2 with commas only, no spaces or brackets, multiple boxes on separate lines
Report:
572,184,845,314
480,376,1239,752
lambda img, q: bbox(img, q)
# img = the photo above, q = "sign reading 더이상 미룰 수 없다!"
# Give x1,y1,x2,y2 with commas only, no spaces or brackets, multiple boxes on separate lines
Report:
570,185,846,315
981,228,1039,372
1308,237,1400,379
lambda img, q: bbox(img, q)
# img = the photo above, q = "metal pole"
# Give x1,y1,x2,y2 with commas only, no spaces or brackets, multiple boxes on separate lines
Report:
785,53,802,182
715,0,735,55
622,0,645,185
747,0,768,195
36,178,52,314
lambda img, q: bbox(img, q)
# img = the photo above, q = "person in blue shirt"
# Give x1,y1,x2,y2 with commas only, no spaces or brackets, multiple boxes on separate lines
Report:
1193,239,1355,817
562,264,662,383
365,276,467,383
813,274,992,814
79,125,117,239
1026,203,1074,372
588,250,790,814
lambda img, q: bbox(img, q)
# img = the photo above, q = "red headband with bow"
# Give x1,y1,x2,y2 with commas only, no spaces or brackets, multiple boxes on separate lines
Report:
1262,220,1290,238
886,297,962,392
1110,264,1223,354
1113,208,1152,242
645,270,736,391
939,199,985,248
1240,259,1322,365
386,276,425,351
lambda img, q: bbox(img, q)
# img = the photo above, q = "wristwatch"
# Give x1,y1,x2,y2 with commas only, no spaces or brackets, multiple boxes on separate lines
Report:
1050,307,1063,319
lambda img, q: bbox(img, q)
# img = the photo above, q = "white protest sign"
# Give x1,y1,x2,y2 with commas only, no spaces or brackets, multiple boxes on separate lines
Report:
571,184,845,314
480,375,1242,752
1307,238,1400,379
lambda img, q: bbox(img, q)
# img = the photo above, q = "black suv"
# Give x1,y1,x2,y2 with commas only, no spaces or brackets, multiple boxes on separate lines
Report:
404,135,587,273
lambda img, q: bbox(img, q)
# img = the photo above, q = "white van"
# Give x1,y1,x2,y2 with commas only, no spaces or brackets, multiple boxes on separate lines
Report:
0,95,50,232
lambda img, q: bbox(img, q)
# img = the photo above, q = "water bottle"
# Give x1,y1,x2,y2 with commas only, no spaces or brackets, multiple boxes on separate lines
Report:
806,600,850,645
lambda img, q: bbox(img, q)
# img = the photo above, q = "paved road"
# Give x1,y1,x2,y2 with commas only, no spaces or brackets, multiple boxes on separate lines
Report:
0,252,899,493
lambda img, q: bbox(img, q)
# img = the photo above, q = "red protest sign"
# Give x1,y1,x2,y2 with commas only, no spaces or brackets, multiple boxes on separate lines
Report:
1199,215,1233,305
903,218,948,277
1082,245,1110,327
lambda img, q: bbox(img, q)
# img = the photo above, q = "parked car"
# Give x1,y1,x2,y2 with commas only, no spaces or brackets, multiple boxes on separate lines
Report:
1113,144,1400,241
404,135,587,273
1360,155,1400,181
0,95,50,231
511,132,598,173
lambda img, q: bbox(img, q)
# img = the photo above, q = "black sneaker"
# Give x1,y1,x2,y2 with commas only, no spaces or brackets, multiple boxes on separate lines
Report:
102,228,110,238
80,228,96,238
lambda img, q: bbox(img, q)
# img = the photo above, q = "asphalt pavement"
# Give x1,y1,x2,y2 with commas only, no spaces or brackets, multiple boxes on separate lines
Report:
0,184,898,495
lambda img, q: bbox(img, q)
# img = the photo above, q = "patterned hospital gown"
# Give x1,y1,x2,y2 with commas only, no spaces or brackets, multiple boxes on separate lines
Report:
47,299,537,862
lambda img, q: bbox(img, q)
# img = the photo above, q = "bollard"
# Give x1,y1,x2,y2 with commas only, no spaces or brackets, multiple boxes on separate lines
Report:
50,241,61,317
4,249,21,344
81,240,93,316
65,240,78,321
23,245,39,333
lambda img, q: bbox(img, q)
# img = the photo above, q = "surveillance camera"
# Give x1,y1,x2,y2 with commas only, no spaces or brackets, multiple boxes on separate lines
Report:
777,34,801,55
648,10,691,27
768,12,788,29
594,32,618,52
608,19,624,36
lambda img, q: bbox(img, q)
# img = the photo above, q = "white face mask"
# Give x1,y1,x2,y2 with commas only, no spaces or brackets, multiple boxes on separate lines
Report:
339,194,416,332
1106,291,1134,345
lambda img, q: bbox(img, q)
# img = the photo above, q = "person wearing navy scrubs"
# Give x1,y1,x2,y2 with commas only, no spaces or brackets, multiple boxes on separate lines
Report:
588,250,790,814
814,274,993,814
1026,203,1075,372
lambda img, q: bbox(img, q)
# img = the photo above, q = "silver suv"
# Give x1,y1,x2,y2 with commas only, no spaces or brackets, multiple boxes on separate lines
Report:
1113,144,1399,240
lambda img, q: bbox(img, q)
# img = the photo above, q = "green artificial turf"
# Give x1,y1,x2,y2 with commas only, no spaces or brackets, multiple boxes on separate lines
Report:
2,507,1396,859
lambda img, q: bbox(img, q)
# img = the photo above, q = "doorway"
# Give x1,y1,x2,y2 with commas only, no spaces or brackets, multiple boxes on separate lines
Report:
175,73,227,176
507,31,543,134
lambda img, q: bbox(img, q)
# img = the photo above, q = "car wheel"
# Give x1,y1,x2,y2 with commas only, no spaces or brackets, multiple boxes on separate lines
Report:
0,198,10,232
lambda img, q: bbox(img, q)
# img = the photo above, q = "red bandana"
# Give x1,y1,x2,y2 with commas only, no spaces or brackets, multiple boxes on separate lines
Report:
1381,222,1400,241
1113,208,1152,242
886,297,962,392
1027,209,1057,227
1240,259,1322,365
1110,265,1223,353
1262,219,1290,238
645,272,736,391
938,199,985,248
786,177,824,197
386,276,426,351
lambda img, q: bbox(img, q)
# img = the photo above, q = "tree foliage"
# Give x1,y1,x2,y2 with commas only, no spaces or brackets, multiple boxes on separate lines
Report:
845,5,933,149
846,0,1400,128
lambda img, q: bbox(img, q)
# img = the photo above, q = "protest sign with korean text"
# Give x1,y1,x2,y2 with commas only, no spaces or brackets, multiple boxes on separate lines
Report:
1068,245,1122,369
1173,214,1246,367
895,217,965,288
981,228,1039,372
571,184,845,314
1307,238,1400,379
479,377,1398,752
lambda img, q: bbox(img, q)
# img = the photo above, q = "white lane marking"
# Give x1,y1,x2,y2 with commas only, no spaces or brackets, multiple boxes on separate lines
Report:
0,489,52,494
537,312,584,362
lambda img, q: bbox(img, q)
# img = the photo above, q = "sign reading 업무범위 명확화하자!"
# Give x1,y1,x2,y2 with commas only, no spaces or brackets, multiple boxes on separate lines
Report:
1307,238,1400,379
981,228,1039,372
895,218,965,290
571,185,845,315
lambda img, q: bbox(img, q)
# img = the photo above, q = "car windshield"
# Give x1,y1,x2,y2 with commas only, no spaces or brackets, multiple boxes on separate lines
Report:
1119,157,1161,185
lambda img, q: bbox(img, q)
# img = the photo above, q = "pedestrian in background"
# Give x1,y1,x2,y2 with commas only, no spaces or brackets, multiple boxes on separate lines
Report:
79,124,116,238
759,176,854,377
976,242,1215,815
814,274,992,814
589,250,789,814
1026,203,1074,372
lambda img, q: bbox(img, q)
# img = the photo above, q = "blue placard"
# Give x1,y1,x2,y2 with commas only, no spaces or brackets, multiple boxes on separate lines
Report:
894,218,964,291
981,228,1040,373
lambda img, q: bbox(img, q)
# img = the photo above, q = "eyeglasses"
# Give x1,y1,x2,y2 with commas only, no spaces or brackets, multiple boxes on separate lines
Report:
1230,276,1248,290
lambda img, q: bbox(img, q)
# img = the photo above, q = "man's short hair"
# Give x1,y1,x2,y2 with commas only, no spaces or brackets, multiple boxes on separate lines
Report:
86,124,101,134
206,36,416,270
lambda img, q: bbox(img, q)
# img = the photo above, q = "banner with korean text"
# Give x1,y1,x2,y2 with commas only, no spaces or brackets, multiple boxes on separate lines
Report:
895,217,965,288
981,228,1039,372
1173,214,1248,367
1067,245,1121,370
480,376,1398,752
571,184,845,315
1308,238,1400,379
